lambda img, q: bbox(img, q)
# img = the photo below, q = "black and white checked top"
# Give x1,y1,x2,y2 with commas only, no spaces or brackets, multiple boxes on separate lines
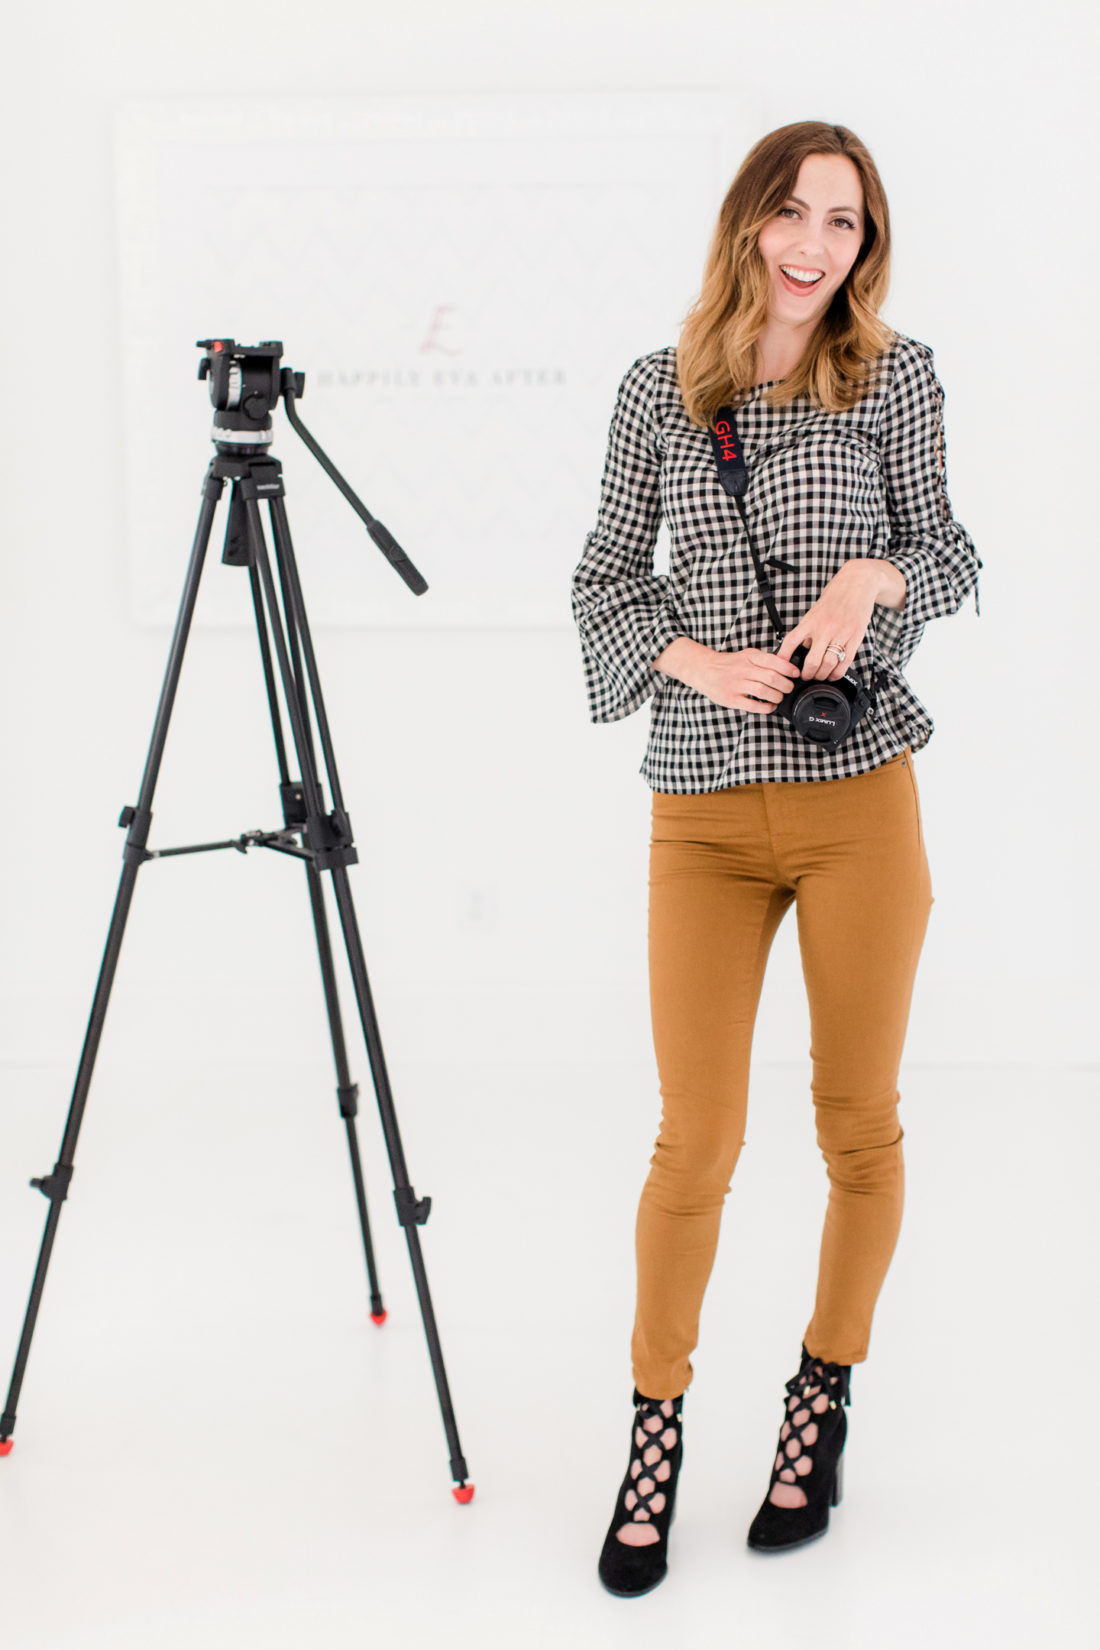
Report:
570,334,981,792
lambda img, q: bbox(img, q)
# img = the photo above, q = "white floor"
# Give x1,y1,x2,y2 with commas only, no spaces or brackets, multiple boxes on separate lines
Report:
1,1054,1096,1650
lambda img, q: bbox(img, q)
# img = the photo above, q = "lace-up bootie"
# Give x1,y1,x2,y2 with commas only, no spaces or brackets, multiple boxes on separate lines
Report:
598,1388,685,1597
746,1342,852,1553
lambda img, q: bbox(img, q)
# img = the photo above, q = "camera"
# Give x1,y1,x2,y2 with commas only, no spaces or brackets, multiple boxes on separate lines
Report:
774,644,875,751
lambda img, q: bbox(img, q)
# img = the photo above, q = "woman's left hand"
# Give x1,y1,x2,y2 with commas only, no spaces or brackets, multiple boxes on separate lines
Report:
776,559,892,682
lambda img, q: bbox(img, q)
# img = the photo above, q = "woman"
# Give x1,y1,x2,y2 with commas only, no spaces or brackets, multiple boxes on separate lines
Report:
570,120,981,1598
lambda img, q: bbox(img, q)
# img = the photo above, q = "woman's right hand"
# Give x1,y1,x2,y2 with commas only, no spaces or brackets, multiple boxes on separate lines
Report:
654,639,802,713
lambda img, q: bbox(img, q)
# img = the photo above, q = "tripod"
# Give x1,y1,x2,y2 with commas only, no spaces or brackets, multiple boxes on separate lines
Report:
0,339,473,1502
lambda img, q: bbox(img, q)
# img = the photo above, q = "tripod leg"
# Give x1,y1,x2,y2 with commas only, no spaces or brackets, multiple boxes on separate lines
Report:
329,868,473,1497
1,473,225,1454
303,860,387,1323
243,485,473,1500
242,547,387,1324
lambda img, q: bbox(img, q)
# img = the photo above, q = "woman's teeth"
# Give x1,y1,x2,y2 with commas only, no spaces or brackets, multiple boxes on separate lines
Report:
780,265,824,285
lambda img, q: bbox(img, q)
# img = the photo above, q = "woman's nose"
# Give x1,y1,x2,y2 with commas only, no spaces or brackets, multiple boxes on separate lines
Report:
796,225,826,257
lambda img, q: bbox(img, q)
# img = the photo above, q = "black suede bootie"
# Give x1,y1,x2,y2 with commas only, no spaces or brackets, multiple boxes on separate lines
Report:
598,1388,685,1597
746,1342,852,1552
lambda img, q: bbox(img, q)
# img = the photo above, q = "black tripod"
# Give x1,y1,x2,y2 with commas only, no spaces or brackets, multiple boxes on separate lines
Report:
0,339,473,1502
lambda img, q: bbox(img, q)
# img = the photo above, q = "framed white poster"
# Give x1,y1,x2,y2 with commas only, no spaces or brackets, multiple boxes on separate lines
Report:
114,92,763,628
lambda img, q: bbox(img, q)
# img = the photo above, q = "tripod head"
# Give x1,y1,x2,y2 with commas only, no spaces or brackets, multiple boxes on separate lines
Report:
196,338,426,596
197,338,297,449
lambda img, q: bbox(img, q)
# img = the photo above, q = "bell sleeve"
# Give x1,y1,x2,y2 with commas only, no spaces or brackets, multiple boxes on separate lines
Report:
875,337,982,662
570,355,686,723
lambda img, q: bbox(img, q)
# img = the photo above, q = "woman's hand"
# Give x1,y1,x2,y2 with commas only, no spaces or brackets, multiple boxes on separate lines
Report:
776,559,905,681
653,636,800,712
691,646,802,713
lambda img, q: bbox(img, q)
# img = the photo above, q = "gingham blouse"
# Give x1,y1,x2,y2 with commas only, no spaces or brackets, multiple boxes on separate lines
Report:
570,333,982,792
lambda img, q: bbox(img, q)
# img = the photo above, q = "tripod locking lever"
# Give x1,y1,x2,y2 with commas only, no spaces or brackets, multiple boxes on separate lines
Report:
119,804,153,867
394,1187,432,1227
30,1163,74,1204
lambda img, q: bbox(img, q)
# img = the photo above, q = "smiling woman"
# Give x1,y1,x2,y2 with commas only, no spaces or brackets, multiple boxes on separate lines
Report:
574,118,982,1600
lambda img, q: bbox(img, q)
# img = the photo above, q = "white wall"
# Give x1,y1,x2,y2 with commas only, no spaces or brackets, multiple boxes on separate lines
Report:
1,0,1095,1086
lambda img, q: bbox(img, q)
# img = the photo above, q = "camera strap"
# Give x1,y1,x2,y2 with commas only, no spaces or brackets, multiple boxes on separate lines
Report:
707,410,787,639
707,405,884,699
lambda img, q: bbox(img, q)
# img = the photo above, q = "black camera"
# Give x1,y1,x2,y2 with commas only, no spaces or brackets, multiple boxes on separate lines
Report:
774,644,875,751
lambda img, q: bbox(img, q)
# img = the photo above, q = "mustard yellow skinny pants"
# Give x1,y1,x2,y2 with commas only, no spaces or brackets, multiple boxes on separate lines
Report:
633,747,933,1399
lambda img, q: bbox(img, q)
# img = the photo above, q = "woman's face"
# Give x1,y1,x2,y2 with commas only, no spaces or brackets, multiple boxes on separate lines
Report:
755,153,865,326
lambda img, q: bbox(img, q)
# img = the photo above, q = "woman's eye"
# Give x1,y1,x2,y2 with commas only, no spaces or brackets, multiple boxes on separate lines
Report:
779,206,856,229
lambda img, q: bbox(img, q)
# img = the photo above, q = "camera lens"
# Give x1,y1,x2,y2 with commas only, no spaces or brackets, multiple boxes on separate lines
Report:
791,684,851,744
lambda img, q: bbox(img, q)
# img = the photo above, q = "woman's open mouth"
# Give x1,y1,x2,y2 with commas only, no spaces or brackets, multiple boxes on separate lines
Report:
779,264,824,295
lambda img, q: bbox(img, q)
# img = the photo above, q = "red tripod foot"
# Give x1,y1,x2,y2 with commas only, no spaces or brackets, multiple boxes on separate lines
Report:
369,1310,387,1325
0,1439,13,1456
452,1483,475,1504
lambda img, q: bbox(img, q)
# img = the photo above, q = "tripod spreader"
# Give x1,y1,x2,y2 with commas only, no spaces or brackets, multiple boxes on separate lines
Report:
116,814,356,870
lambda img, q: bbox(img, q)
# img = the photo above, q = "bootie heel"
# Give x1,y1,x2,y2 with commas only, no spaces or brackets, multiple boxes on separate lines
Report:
746,1342,852,1553
598,1388,685,1597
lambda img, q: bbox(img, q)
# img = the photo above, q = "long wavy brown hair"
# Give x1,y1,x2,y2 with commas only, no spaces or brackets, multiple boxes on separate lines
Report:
677,121,897,424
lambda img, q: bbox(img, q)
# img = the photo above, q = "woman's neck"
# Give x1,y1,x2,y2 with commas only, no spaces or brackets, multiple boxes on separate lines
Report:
753,319,814,385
